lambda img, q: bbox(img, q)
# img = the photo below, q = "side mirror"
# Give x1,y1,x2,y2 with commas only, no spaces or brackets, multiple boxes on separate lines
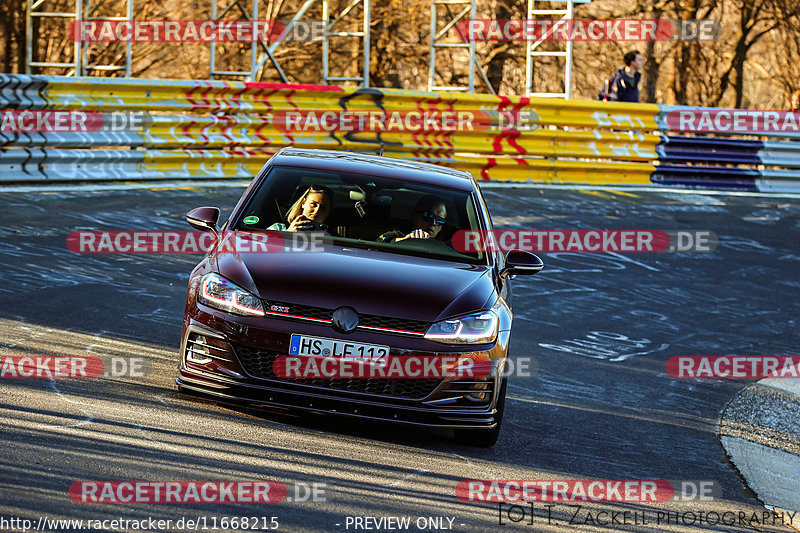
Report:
500,250,543,278
186,206,220,232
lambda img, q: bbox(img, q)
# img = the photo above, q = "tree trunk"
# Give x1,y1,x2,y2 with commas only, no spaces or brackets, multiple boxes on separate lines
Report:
733,44,747,108
369,0,403,88
484,0,514,93
641,1,662,104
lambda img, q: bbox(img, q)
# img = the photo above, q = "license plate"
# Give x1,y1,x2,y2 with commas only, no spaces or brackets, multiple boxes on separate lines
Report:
289,334,389,365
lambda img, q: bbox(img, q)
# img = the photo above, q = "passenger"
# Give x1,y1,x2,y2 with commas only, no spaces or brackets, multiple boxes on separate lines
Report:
268,184,333,232
378,194,447,242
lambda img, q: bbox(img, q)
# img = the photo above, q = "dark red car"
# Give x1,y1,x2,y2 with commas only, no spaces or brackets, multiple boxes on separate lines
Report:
177,148,542,446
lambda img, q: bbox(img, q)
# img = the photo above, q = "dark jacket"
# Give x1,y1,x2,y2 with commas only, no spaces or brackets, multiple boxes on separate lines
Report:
608,68,641,103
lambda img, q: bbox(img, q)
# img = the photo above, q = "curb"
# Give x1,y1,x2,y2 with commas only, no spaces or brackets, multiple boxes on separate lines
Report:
720,378,800,515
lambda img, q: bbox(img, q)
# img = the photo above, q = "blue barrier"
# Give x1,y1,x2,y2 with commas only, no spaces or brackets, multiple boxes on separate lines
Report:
655,133,800,192
656,136,763,165
651,163,759,191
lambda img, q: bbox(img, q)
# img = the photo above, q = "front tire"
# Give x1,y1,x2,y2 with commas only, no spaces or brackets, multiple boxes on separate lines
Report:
454,377,507,447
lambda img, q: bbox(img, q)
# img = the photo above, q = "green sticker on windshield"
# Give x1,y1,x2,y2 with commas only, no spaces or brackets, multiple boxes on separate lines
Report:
243,216,259,225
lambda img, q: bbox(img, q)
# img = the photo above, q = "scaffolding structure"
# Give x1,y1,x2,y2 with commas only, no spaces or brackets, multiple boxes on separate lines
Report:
82,0,133,76
209,0,370,85
427,0,588,97
321,0,370,86
427,0,487,93
26,0,370,85
525,0,591,98
208,0,266,81
26,0,83,76
26,0,588,97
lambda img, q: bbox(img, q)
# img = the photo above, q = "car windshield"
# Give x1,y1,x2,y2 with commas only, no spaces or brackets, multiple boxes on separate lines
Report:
232,165,488,265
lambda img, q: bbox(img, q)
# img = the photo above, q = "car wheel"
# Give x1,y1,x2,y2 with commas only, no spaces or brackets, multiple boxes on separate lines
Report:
454,377,507,447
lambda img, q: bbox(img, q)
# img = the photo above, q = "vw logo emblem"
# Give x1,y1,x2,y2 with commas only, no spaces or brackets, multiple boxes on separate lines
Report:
331,306,359,334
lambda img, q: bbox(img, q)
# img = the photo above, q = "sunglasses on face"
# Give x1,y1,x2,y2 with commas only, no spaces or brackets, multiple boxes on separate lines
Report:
416,210,446,226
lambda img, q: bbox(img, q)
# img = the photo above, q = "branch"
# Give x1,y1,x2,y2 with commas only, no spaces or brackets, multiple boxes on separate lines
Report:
481,43,512,64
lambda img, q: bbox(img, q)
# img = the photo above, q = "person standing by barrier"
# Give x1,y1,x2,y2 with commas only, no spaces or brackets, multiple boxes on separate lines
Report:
599,51,644,103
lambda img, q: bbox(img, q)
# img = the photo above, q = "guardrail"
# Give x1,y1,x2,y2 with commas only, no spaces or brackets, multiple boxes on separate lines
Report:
1,74,799,192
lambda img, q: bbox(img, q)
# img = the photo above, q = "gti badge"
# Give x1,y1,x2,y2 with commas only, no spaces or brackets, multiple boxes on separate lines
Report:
270,305,290,313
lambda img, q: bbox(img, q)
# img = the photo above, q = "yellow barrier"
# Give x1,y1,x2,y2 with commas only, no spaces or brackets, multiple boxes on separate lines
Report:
44,78,659,130
3,75,662,185
141,114,660,161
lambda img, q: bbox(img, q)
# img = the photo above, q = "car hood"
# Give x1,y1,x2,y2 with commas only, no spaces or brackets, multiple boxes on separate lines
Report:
215,245,494,323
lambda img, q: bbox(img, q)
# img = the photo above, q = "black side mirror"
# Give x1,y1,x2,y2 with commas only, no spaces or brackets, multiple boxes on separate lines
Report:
186,206,220,232
500,250,543,278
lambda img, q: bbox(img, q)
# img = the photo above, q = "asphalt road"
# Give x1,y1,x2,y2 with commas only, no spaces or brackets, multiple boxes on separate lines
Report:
1,183,799,532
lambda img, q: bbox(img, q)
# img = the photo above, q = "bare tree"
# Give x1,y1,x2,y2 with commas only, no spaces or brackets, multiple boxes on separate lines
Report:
4,0,800,110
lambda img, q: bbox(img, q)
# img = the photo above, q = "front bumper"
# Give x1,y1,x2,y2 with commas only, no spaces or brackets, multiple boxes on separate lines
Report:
177,308,509,429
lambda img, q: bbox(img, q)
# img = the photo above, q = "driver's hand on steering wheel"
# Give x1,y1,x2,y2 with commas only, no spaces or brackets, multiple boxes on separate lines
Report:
396,229,431,242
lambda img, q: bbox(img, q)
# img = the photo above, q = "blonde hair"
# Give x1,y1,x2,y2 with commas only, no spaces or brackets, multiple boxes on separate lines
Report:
792,90,800,112
286,185,333,223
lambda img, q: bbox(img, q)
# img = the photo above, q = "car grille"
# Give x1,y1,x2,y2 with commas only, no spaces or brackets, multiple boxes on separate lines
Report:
360,313,429,333
263,300,430,334
234,345,443,400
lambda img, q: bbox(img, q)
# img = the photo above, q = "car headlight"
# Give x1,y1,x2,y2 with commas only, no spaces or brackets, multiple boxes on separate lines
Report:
198,273,265,317
424,309,499,344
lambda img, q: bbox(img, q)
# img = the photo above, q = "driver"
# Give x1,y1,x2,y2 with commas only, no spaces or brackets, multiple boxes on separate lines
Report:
268,184,333,232
378,194,447,243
